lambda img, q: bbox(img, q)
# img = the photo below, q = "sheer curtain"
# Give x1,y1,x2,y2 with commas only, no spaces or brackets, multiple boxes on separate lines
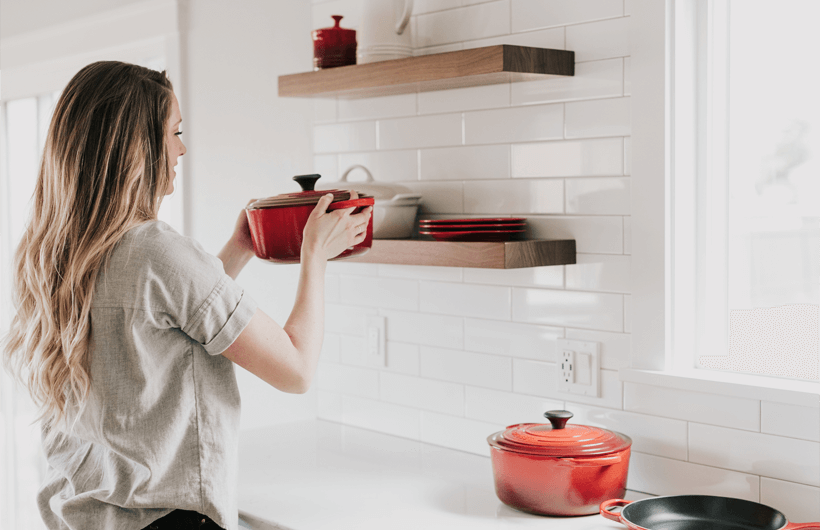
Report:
0,2,185,527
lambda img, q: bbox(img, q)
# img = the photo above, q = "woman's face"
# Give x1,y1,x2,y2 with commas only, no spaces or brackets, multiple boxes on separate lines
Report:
165,93,186,195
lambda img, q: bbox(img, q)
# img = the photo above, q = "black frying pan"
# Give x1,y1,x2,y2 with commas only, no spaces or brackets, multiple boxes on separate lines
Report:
601,495,819,530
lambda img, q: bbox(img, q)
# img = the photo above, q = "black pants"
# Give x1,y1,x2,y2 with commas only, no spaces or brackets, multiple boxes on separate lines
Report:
142,510,225,530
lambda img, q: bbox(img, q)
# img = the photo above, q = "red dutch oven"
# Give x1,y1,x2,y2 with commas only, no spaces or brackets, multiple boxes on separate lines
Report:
600,496,820,529
246,174,374,264
487,410,632,516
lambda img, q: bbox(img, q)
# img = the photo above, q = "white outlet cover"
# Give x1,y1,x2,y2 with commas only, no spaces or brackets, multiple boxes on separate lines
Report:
556,339,600,397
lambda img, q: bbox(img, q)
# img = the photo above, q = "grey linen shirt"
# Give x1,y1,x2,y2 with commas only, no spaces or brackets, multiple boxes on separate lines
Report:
37,220,257,530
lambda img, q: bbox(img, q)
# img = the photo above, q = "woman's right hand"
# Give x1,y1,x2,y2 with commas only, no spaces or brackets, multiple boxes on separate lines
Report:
301,191,373,262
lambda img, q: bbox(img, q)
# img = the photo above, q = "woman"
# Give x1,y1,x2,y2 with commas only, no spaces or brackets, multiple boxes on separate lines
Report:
2,61,371,530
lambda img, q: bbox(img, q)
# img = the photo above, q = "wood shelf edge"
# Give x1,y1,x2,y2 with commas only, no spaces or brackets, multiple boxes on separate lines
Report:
344,239,576,269
278,45,574,99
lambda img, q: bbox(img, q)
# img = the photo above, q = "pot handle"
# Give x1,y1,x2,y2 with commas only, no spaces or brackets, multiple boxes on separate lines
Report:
327,196,375,211
340,165,375,183
600,499,630,524
784,524,820,529
396,0,413,35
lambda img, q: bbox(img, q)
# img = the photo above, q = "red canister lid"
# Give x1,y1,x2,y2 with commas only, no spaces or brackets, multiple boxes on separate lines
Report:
248,174,373,209
487,410,632,458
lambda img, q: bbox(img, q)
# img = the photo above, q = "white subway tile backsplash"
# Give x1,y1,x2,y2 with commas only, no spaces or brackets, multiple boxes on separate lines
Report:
566,176,630,215
415,0,510,48
342,395,422,440
512,0,624,32
338,93,417,121
339,275,419,310
623,293,631,332
421,347,513,391
380,372,465,416
337,150,419,183
512,138,624,178
379,113,462,150
565,97,631,138
465,386,563,425
420,145,510,181
314,154,339,184
565,16,630,62
420,281,511,320
385,342,421,375
466,27,565,51
623,216,632,254
400,181,464,213
565,253,631,293
627,452,760,501
623,136,631,174
569,404,688,460
378,264,463,282
512,360,623,409
564,328,631,371
464,178,564,214
463,266,564,289
316,362,380,398
413,0,462,15
313,96,337,123
512,288,624,332
312,0,362,31
623,383,761,431
321,333,341,363
511,58,624,106
761,401,820,442
325,272,340,303
525,215,624,254
420,411,501,456
623,57,632,96
314,121,377,153
465,104,563,144
382,309,464,349
419,83,510,115
464,318,563,361
760,477,820,522
689,423,820,487
325,304,377,335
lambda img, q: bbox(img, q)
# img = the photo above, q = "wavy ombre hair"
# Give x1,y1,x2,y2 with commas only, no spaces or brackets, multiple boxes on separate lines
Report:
3,61,175,434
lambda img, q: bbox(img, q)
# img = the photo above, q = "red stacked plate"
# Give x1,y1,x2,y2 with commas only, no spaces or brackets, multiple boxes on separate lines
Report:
419,218,526,242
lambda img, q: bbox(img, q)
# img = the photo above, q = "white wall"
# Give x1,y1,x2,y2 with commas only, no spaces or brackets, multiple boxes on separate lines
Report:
307,0,820,522
183,0,319,430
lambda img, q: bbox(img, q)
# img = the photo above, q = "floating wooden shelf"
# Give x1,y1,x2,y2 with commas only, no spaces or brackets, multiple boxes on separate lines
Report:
279,45,574,99
346,239,576,269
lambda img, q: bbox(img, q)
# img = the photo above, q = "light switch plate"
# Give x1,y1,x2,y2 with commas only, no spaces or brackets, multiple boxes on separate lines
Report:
556,339,599,397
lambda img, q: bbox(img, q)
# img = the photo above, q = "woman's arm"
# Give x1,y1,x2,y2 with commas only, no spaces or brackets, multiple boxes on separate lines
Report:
217,201,256,280
220,194,372,393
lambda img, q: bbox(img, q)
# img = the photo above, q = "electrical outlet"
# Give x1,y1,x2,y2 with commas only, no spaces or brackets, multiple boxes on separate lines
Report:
366,316,386,367
556,339,600,397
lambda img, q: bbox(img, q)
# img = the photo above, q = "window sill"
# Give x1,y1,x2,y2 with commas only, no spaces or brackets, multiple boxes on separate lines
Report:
619,368,820,407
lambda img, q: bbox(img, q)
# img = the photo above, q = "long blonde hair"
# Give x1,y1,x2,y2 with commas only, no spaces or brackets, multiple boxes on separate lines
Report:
3,61,174,433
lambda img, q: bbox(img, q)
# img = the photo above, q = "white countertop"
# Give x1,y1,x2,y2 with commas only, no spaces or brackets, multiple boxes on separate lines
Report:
237,420,642,530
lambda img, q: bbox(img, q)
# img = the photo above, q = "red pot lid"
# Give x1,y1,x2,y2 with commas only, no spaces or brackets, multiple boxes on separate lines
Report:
312,15,356,46
487,410,632,458
248,174,372,209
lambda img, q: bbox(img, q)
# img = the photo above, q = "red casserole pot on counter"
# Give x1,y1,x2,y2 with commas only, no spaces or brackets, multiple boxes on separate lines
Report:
487,410,632,516
246,174,374,263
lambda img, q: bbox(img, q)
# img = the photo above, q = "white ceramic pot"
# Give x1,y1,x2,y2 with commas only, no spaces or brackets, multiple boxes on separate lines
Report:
358,0,413,64
319,165,422,239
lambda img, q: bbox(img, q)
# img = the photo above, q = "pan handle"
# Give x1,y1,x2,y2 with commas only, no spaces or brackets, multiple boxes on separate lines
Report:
564,453,624,466
600,499,631,523
783,524,820,529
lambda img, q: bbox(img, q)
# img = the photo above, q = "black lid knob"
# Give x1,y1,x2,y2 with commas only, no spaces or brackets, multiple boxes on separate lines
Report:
293,174,321,191
544,410,573,430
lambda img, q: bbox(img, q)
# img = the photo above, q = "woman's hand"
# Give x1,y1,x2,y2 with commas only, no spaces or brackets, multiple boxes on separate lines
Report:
301,191,373,262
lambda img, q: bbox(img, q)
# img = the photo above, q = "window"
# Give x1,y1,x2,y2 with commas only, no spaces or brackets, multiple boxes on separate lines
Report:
627,0,819,400
671,0,818,381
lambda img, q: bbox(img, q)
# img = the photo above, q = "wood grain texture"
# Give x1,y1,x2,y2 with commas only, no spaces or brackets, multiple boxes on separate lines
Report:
344,239,576,269
278,45,574,99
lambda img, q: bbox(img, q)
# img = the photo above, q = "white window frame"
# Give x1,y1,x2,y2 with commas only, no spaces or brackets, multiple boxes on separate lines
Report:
623,0,820,407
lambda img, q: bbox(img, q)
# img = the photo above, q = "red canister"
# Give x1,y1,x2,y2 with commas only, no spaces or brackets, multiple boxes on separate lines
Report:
246,174,374,263
312,15,356,70
487,410,632,516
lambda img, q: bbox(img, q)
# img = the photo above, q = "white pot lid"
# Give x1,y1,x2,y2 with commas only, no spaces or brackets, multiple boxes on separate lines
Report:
318,165,422,202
